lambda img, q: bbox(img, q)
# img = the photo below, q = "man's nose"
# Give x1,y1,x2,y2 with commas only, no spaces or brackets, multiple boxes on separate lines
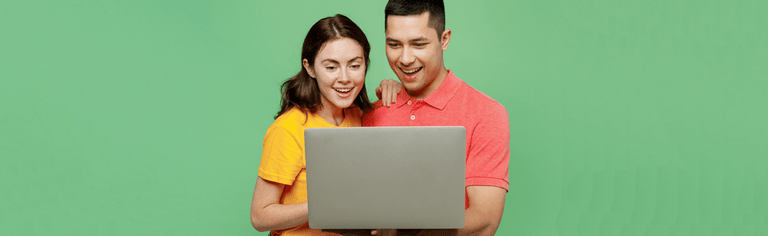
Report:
399,47,415,66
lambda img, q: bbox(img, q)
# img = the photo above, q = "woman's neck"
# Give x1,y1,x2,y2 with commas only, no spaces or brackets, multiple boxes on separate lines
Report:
317,99,345,126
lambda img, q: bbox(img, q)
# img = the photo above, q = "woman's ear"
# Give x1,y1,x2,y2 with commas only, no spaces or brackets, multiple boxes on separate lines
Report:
303,59,316,78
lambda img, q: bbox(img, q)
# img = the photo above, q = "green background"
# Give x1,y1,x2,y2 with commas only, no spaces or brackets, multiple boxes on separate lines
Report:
1,0,766,235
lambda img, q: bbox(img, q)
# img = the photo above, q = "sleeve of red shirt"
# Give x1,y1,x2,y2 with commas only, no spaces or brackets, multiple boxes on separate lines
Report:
465,104,510,191
361,102,383,127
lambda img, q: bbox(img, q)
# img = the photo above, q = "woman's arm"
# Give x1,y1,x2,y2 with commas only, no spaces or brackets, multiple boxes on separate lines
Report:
250,177,309,232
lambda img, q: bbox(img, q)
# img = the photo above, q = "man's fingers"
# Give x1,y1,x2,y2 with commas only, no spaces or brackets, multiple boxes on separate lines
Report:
396,229,422,236
374,229,396,236
321,229,374,236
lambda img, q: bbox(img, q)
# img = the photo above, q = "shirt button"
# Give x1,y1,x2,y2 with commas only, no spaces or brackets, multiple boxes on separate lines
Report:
407,100,412,105
410,115,416,120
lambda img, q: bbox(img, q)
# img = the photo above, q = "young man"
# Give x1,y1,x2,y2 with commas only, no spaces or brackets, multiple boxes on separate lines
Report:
365,0,510,235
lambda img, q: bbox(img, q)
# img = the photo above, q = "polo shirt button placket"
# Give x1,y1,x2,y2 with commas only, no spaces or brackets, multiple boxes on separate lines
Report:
409,100,417,121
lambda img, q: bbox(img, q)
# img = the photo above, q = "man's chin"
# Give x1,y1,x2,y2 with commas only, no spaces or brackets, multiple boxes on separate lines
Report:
402,82,423,91
399,74,419,84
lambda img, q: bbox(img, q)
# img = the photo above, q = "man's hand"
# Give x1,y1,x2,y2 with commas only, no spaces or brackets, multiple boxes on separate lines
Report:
321,229,401,236
373,229,398,236
373,229,455,236
321,229,375,236
375,79,402,107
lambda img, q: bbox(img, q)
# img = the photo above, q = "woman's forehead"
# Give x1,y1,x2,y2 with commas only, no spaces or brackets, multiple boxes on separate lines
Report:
315,38,364,62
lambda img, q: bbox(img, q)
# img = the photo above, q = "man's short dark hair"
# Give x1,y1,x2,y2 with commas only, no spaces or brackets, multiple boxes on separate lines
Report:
385,0,445,39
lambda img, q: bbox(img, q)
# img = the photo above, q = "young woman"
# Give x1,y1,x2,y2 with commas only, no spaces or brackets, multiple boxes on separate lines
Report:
250,14,399,236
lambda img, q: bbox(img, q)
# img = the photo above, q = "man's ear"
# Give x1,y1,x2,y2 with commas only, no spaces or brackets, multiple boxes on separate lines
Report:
303,59,316,78
440,29,452,51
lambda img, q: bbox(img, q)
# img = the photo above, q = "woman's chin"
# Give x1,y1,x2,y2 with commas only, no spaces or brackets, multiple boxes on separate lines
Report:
335,102,355,109
332,94,359,109
326,98,353,110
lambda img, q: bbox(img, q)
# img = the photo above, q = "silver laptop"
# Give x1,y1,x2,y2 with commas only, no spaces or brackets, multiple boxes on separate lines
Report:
305,126,466,229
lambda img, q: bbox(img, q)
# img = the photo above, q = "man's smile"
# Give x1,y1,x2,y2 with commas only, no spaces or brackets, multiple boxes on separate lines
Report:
400,67,422,75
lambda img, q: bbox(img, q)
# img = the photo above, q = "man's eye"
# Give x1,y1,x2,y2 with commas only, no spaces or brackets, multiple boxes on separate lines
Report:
351,65,361,69
414,43,426,47
388,43,400,48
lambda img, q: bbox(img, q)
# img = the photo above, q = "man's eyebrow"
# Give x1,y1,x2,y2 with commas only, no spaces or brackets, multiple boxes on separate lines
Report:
409,37,429,42
386,37,429,42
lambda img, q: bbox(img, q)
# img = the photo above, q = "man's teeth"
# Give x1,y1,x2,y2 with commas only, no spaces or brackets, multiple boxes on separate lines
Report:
334,88,352,93
403,68,421,74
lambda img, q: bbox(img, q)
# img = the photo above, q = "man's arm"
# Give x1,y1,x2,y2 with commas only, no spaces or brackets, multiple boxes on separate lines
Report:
409,186,506,236
457,186,507,236
421,104,510,236
452,102,510,236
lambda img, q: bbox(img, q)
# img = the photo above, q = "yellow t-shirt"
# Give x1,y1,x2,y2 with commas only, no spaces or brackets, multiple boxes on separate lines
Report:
258,107,361,236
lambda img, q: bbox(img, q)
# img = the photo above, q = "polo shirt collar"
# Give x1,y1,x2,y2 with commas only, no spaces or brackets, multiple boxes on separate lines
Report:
394,86,410,108
395,70,461,110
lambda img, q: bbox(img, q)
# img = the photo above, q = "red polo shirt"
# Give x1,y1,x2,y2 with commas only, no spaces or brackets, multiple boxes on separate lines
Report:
363,70,510,194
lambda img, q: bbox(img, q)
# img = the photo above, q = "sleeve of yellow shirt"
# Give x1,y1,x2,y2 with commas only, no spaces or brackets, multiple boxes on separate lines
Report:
258,125,304,186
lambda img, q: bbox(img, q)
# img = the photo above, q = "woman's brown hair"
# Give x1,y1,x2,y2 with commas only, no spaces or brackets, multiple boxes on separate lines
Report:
275,14,373,119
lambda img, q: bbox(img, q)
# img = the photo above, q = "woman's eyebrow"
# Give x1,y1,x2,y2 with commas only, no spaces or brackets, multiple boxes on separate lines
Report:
348,56,363,63
320,59,339,64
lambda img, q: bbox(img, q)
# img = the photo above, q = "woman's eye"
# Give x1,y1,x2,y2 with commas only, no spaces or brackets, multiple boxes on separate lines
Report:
351,65,360,69
326,66,336,70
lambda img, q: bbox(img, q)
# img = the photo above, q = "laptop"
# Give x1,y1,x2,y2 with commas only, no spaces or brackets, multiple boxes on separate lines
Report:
304,126,466,229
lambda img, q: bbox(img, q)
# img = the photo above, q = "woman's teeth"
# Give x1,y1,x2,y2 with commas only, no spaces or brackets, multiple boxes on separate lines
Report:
334,88,352,93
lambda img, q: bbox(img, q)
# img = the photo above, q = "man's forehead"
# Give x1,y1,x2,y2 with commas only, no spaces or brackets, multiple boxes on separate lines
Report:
385,13,436,40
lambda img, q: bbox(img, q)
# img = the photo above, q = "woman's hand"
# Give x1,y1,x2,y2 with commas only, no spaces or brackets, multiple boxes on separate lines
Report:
375,79,402,107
